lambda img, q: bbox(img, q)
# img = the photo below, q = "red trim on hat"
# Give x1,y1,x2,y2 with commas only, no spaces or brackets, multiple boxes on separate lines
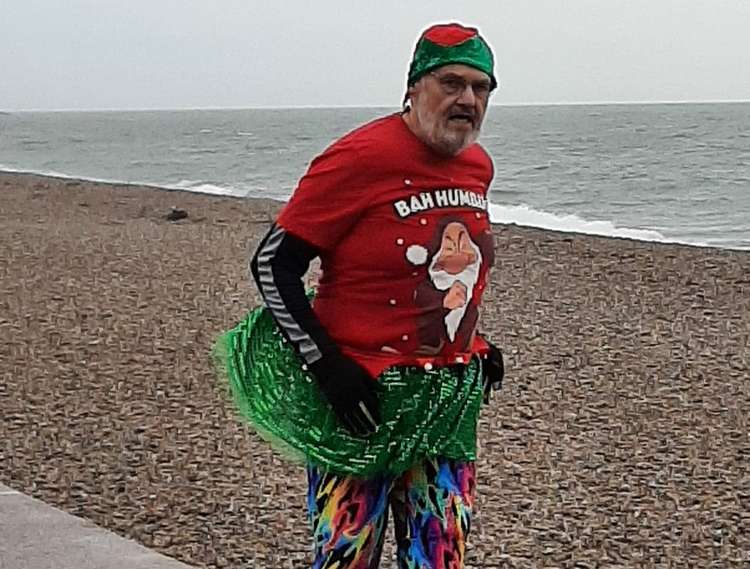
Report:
423,24,478,47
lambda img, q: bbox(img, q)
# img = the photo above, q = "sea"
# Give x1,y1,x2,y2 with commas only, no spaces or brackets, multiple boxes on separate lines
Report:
1,103,749,251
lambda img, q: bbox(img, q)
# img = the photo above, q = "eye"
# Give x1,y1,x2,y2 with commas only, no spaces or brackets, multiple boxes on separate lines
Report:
441,78,465,93
473,83,491,97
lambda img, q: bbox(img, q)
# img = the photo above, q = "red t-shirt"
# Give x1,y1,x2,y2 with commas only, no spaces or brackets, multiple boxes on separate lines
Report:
277,113,495,377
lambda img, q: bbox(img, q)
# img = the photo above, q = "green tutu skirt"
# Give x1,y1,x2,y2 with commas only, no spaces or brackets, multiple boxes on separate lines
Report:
214,305,484,478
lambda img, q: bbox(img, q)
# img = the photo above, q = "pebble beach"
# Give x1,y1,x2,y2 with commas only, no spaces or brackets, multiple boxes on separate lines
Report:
1,171,748,567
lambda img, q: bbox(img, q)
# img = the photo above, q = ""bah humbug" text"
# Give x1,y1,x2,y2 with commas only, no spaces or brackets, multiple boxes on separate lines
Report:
392,188,487,218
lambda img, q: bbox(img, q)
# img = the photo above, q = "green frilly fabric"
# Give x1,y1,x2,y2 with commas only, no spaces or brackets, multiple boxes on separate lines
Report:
214,305,484,478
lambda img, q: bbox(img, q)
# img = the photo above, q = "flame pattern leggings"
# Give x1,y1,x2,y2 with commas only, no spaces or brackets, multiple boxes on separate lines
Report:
307,457,476,569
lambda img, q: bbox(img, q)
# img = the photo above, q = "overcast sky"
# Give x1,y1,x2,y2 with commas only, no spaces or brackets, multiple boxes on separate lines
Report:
2,0,750,111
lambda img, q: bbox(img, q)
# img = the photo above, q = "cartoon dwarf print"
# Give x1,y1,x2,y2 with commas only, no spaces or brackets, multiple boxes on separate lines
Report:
406,217,493,355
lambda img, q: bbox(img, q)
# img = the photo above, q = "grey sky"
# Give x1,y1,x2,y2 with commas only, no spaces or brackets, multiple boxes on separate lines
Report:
2,0,749,111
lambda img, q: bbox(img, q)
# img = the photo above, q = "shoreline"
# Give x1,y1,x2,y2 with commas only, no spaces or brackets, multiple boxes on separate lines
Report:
5,99,750,113
0,168,260,202
3,170,747,255
1,171,748,566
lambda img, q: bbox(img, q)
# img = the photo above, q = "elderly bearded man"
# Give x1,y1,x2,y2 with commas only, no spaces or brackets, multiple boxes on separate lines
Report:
218,22,505,568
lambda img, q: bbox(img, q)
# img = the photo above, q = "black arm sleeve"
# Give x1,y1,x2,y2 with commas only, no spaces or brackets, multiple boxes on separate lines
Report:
250,223,339,365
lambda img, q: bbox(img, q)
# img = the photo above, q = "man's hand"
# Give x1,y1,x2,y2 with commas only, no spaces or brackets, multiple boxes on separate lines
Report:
482,341,504,404
309,352,381,436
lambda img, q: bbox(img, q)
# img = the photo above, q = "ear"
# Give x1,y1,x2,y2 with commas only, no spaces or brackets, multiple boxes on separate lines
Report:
403,83,420,110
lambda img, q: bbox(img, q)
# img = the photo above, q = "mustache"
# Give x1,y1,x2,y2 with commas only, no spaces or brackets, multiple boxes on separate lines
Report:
447,106,478,122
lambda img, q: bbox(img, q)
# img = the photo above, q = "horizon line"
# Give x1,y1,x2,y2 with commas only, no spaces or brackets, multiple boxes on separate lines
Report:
5,98,750,113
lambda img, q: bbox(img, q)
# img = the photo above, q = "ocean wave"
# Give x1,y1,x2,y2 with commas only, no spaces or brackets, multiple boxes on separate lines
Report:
487,203,706,245
702,237,750,250
511,163,552,175
0,165,250,198
0,164,133,186
170,180,247,196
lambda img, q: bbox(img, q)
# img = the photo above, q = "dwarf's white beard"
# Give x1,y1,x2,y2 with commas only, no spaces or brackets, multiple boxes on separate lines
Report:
428,246,482,342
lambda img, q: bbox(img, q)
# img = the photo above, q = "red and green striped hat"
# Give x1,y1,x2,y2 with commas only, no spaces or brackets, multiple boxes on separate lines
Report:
407,23,497,90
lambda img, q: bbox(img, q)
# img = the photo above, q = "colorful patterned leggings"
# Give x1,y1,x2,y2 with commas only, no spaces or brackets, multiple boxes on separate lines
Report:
307,457,476,569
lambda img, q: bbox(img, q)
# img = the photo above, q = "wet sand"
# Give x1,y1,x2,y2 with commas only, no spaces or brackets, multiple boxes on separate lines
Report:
1,171,748,567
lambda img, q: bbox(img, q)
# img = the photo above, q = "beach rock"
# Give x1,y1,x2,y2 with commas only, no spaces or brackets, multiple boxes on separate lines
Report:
165,207,188,222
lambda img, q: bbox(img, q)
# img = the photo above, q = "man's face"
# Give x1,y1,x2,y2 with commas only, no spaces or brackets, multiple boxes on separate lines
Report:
406,64,492,156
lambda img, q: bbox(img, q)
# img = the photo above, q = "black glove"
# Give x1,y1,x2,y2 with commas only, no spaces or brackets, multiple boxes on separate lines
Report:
482,340,505,404
309,352,381,436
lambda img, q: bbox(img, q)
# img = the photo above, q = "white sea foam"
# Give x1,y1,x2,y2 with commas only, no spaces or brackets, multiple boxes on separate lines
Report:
170,180,246,196
487,202,707,246
0,165,248,198
0,164,136,187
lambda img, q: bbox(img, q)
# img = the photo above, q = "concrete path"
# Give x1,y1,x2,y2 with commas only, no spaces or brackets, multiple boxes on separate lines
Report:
0,484,194,569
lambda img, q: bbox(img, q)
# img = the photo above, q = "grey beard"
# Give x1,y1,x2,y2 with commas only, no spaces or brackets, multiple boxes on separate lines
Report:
413,107,480,156
438,129,479,156
428,123,480,156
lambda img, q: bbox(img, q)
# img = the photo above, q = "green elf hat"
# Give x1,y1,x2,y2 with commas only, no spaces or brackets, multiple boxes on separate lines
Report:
407,23,497,90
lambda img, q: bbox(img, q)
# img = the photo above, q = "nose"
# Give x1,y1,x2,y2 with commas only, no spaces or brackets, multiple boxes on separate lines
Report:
456,83,476,106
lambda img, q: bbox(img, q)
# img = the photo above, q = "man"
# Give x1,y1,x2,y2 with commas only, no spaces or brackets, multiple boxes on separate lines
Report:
225,22,503,568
